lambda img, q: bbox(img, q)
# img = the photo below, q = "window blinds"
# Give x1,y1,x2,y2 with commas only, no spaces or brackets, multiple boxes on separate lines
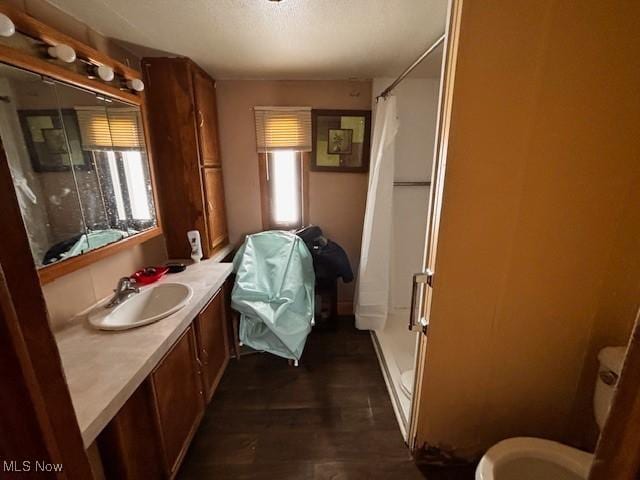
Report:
254,106,312,153
75,106,145,151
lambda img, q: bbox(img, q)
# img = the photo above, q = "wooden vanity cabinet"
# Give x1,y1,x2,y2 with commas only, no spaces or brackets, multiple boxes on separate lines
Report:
97,382,165,480
142,57,228,259
98,325,205,480
150,325,205,476
194,287,230,401
98,291,231,480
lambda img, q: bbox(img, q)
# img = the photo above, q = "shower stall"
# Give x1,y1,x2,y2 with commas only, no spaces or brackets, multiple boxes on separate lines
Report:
356,40,445,439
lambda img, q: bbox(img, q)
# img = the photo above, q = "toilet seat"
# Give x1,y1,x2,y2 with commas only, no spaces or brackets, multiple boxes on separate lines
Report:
475,437,593,480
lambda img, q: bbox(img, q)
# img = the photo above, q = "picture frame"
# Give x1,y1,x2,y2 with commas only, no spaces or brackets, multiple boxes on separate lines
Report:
311,109,371,173
18,109,92,172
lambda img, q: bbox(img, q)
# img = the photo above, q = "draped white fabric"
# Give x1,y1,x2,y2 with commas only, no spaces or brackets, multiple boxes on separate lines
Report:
355,96,399,330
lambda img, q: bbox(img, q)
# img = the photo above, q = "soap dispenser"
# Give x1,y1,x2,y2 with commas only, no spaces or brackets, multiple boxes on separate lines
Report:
187,230,203,263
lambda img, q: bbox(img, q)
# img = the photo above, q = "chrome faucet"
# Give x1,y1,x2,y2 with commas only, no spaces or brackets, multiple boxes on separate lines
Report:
106,277,139,308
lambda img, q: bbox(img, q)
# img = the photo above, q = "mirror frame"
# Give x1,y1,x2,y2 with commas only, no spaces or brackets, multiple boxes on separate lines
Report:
0,4,163,284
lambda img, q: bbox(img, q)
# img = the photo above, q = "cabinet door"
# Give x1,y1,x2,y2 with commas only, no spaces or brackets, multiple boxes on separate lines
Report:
192,68,221,167
195,288,229,401
98,382,164,480
143,58,206,259
203,167,228,253
150,326,204,476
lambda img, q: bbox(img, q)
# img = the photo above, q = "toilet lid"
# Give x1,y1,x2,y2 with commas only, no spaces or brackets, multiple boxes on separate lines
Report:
399,370,414,398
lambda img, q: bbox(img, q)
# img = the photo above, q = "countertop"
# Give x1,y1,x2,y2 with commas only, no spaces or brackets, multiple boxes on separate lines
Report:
54,259,234,448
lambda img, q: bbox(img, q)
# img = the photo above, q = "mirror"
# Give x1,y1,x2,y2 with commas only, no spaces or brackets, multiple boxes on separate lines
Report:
0,62,157,270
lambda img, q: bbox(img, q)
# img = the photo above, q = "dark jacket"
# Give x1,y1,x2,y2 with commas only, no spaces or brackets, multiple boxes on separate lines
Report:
296,225,354,283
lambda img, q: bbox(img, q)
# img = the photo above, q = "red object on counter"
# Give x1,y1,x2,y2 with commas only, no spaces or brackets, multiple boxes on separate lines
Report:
131,266,169,285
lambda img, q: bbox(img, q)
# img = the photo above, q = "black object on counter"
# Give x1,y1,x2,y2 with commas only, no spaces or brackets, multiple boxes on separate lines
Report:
166,262,187,273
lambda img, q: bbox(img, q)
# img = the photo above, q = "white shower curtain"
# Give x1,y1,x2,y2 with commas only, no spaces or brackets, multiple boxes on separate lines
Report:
355,96,399,330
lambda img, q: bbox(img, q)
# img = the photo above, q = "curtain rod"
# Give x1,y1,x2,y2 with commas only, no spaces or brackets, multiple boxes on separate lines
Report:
376,34,446,100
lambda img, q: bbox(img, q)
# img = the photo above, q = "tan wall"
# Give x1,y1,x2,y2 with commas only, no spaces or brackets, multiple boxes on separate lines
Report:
6,0,168,328
217,80,371,310
416,0,640,458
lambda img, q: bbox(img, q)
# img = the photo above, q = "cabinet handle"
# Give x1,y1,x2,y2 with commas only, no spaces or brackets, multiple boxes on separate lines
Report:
198,110,204,127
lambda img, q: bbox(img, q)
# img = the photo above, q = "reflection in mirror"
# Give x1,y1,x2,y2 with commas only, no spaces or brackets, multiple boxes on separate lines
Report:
0,62,157,269
0,63,87,267
54,81,156,257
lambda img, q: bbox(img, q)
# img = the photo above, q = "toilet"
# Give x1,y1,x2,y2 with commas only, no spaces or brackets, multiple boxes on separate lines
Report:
476,346,627,480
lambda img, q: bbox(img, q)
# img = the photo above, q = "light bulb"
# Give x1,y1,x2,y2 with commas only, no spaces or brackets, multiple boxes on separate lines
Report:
126,78,145,92
97,65,115,82
0,13,15,37
48,44,76,63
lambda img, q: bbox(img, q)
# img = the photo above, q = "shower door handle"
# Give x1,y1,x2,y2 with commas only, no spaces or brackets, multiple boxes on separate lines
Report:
409,270,432,333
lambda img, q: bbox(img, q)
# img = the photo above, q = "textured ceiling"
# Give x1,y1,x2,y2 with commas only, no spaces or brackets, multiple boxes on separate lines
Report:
48,0,448,79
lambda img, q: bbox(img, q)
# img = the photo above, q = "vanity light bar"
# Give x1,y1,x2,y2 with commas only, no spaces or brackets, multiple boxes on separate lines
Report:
97,65,115,82
86,63,116,82
85,60,145,92
85,62,145,93
47,43,77,63
126,78,145,92
0,12,16,37
1,9,144,94
116,76,144,92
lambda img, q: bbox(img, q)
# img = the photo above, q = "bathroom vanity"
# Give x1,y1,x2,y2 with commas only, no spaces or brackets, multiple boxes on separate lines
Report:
54,260,233,479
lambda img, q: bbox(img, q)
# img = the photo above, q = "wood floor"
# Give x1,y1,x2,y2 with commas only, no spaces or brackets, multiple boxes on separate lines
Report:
177,317,474,480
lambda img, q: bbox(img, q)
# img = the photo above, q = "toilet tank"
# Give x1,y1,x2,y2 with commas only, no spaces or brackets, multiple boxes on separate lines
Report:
594,346,627,430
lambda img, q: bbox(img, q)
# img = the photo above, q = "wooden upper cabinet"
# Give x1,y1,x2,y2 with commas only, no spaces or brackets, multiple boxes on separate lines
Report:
203,167,228,252
143,57,228,259
195,288,229,401
192,68,221,167
149,326,204,476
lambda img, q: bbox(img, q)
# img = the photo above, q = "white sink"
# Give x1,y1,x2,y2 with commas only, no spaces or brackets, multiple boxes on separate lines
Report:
89,283,193,331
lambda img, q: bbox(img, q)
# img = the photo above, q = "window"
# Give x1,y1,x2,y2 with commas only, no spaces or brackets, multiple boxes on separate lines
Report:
76,104,155,231
121,150,152,221
260,150,306,230
93,150,154,230
254,106,311,230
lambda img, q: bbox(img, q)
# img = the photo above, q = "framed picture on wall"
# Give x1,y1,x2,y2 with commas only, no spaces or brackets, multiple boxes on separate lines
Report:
311,109,371,173
18,109,92,172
